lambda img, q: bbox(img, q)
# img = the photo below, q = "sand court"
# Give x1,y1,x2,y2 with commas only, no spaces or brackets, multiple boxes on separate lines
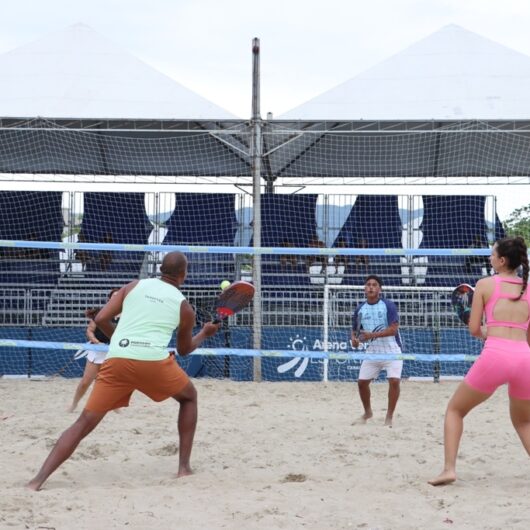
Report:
1,378,529,529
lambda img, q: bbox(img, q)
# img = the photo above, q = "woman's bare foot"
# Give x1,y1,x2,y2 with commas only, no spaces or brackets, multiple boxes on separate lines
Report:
25,480,42,491
384,415,393,427
428,470,456,486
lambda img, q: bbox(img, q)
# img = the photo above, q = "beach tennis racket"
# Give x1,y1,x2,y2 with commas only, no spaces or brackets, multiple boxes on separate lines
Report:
351,311,363,350
451,283,474,325
355,324,387,352
352,314,377,351
213,280,255,323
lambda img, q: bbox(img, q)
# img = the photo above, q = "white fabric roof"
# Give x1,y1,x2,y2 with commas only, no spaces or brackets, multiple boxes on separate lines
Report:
282,24,530,120
0,23,236,120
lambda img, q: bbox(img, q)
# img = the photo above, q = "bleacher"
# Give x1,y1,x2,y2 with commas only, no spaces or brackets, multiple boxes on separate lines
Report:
257,194,318,287
0,191,505,329
333,195,404,285
80,192,151,276
37,192,152,325
163,193,237,285
0,191,63,285
419,196,496,287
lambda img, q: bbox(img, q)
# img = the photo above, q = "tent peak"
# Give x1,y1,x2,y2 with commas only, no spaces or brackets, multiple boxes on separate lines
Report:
0,24,237,120
281,24,530,120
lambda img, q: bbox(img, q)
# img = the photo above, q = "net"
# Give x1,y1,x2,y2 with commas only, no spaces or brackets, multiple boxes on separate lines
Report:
0,191,502,381
0,282,482,381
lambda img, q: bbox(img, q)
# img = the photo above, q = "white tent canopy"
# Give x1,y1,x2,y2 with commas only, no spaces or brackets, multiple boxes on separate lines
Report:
282,24,530,121
0,23,236,121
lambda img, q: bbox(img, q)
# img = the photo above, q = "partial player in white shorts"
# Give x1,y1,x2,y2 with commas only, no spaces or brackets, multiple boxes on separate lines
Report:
358,359,403,380
85,349,107,365
68,289,120,412
352,275,403,425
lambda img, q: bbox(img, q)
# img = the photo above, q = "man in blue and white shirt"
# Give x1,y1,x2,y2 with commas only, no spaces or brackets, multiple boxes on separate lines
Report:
351,274,402,426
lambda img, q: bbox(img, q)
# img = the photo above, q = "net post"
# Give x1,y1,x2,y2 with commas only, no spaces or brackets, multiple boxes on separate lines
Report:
251,37,262,382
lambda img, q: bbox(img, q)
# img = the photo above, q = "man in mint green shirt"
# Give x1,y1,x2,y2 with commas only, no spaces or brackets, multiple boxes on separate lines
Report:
27,252,219,491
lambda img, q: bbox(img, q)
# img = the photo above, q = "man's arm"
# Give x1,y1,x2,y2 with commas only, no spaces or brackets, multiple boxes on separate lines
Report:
359,322,398,341
94,281,137,339
177,300,219,356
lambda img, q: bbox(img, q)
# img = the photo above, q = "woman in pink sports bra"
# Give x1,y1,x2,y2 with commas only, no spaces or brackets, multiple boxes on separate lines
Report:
429,236,530,486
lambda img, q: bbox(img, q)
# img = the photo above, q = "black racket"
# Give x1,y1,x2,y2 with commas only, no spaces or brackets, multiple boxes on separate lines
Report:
353,313,364,350
451,283,474,325
213,280,255,323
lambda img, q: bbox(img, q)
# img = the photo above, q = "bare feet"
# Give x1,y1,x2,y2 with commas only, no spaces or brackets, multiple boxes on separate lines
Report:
428,470,457,486
67,405,76,413
25,480,42,491
362,410,373,422
177,466,193,478
352,411,373,425
384,415,393,427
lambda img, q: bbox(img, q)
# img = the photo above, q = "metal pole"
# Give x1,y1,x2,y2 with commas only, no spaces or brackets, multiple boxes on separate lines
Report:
407,195,415,285
154,192,160,277
68,191,75,271
251,38,262,381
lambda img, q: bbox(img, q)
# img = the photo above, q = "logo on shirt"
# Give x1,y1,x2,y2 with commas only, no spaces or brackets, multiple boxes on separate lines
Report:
119,339,130,348
145,295,164,304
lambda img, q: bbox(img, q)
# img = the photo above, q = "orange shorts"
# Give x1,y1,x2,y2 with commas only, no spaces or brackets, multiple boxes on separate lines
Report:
85,355,191,413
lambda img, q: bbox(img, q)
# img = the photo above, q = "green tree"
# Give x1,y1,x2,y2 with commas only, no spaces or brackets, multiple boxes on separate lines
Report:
503,204,530,241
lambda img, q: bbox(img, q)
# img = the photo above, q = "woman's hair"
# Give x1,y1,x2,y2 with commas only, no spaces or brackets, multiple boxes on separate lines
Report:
495,236,529,300
85,307,99,320
85,288,120,320
108,287,120,300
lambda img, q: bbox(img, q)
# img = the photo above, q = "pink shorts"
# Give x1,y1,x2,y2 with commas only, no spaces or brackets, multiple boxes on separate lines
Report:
465,337,530,399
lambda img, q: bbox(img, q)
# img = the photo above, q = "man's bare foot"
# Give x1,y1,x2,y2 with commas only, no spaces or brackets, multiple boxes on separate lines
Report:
384,416,393,427
362,410,373,421
352,411,373,425
177,466,193,478
67,405,76,413
428,470,456,486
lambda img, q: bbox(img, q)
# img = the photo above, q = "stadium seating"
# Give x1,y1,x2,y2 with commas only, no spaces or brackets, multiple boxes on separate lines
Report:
163,193,237,285
420,196,489,287
79,192,152,277
333,195,403,285
0,191,63,285
254,194,319,287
